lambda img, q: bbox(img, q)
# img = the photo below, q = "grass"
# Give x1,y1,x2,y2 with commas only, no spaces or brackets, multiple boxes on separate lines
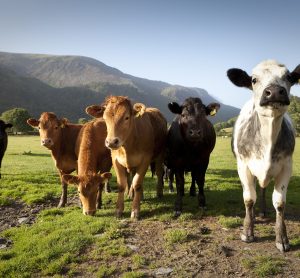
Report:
0,136,300,277
242,255,286,277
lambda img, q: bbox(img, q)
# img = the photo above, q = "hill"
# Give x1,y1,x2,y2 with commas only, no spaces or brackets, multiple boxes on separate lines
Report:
0,52,239,122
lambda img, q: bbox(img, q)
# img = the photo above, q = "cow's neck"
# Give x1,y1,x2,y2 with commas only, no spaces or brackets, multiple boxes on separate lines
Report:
258,113,284,153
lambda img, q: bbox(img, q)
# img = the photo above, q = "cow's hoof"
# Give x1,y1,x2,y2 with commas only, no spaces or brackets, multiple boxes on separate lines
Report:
157,193,163,199
169,187,174,193
276,242,290,252
130,210,140,220
241,233,254,243
116,210,123,218
174,211,181,218
97,204,102,209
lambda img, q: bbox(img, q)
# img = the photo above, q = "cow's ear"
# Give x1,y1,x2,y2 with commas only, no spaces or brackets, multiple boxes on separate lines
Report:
168,102,182,114
133,103,146,117
227,68,252,89
60,118,68,128
27,118,39,127
98,172,112,183
5,123,13,129
289,64,300,85
62,174,79,186
206,103,220,116
86,105,105,118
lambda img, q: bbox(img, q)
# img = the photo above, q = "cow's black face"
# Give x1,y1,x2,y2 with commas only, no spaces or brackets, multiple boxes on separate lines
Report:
168,98,219,144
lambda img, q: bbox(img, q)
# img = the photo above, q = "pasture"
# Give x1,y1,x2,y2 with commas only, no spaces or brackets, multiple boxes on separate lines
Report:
0,136,300,277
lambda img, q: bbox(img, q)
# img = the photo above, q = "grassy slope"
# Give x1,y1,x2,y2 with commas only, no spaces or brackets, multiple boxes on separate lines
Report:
0,136,299,277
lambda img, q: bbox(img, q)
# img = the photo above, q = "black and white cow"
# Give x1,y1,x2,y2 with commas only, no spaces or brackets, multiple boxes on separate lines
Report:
227,60,300,252
0,120,13,179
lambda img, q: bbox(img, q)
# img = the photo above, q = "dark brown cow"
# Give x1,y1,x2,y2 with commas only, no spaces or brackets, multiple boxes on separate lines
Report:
0,120,13,179
86,96,167,219
27,112,82,207
62,118,112,215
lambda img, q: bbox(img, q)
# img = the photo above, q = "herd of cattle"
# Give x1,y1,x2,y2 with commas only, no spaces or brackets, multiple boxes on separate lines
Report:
1,60,300,252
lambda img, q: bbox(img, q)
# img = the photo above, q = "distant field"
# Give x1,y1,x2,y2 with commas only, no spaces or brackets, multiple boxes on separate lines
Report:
0,136,300,277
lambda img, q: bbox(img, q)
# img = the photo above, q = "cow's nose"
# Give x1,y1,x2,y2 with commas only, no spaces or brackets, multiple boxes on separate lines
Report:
83,210,96,216
41,138,52,146
105,138,120,149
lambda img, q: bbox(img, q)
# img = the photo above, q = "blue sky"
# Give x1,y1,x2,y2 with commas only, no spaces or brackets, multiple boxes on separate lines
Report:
0,0,300,108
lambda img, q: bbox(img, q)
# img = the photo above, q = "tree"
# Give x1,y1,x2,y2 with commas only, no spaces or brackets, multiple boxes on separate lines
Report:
78,118,89,124
0,108,33,133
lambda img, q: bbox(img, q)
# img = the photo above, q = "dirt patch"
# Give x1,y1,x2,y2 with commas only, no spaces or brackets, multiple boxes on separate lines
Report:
1,201,300,277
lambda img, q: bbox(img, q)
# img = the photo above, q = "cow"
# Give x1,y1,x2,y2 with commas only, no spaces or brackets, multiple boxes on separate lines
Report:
27,112,82,207
62,118,112,215
86,96,167,219
165,97,220,216
0,120,13,179
227,60,300,252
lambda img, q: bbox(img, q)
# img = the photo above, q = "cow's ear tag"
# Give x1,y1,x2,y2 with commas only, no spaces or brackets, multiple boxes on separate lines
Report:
210,109,217,116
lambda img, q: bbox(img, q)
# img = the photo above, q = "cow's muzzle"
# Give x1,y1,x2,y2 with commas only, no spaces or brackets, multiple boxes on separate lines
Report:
105,137,121,149
41,138,53,148
83,210,96,216
260,85,290,107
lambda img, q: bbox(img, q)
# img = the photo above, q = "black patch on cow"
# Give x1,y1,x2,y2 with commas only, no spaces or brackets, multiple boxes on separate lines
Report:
236,112,262,158
272,119,295,161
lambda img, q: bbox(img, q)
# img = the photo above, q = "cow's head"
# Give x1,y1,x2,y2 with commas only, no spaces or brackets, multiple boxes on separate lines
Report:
227,60,300,117
27,112,68,149
86,96,145,149
62,172,112,216
0,120,13,140
168,97,220,143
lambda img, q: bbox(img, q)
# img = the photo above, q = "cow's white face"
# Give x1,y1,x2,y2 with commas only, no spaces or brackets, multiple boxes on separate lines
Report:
251,61,291,117
227,60,300,118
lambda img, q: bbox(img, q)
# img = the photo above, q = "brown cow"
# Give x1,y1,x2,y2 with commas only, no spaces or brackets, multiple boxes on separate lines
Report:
27,112,82,207
86,96,167,219
62,118,112,215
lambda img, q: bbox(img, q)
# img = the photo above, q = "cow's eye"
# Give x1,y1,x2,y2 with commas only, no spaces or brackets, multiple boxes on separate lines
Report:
286,74,293,83
55,126,58,130
252,78,257,84
38,127,41,130
125,116,129,121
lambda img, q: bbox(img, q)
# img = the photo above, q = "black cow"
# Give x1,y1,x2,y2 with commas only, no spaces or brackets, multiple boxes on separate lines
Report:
165,97,220,216
0,120,13,179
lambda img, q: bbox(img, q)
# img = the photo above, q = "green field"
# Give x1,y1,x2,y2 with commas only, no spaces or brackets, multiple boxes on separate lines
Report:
0,136,300,277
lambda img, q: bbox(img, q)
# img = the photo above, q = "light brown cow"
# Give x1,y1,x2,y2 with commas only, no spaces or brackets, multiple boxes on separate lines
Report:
27,112,82,207
62,118,112,215
86,96,167,219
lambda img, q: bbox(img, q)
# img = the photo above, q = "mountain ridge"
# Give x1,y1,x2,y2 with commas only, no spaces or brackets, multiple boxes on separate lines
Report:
0,51,239,122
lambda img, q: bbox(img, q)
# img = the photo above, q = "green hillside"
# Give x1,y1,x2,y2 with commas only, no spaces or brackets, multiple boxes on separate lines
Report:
0,52,240,123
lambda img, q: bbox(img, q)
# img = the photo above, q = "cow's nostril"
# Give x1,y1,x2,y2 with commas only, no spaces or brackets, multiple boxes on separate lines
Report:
113,138,119,145
265,90,271,97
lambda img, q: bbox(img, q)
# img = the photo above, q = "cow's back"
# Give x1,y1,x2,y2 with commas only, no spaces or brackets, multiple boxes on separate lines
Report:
145,108,167,159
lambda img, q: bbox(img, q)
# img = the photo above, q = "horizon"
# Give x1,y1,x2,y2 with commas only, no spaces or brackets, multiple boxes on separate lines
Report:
1,0,300,108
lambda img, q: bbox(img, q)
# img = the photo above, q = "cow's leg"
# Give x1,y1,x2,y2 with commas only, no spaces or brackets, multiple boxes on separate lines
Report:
96,184,103,209
168,169,174,193
259,187,266,217
104,180,111,193
0,154,3,179
114,160,128,218
155,155,164,198
194,159,209,208
58,170,68,208
273,162,291,252
189,171,196,197
238,161,256,242
174,169,185,217
131,163,149,219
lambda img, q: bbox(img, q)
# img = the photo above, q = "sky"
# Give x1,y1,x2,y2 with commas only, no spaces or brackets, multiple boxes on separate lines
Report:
0,0,300,108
